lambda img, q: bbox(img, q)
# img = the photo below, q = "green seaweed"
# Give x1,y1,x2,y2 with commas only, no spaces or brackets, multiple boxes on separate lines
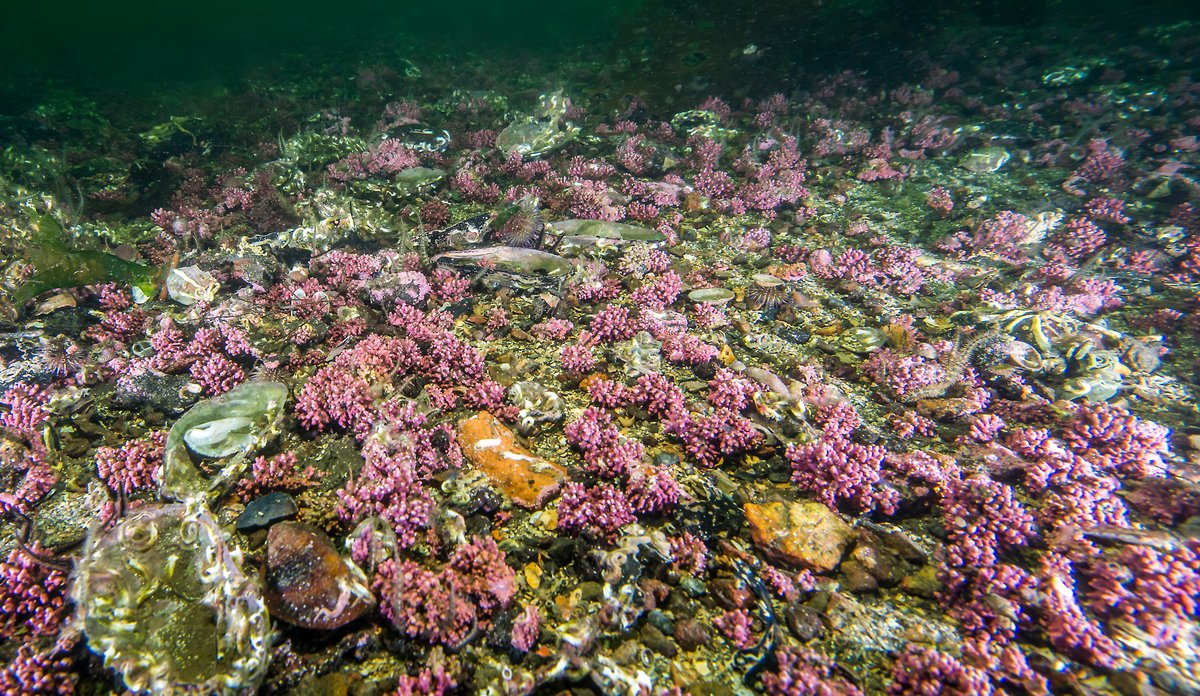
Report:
13,214,170,304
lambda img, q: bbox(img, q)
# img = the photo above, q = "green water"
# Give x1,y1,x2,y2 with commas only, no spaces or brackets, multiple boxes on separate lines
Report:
4,0,1197,109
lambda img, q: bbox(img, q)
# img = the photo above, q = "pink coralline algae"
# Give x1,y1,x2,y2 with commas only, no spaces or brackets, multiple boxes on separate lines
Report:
94,430,167,497
189,353,245,395
691,301,728,329
886,645,992,696
964,413,1006,443
564,406,645,478
707,369,760,412
1035,554,1121,668
786,435,899,515
0,543,70,639
328,139,420,182
1068,138,1126,189
665,407,761,468
0,384,51,440
584,376,635,409
378,535,515,647
584,304,636,344
1084,543,1200,648
659,330,719,366
420,332,486,386
509,604,540,653
625,463,682,514
1083,196,1131,224
760,646,863,696
669,532,709,576
926,185,954,215
430,268,472,303
630,271,683,310
529,318,573,341
338,403,461,548
295,366,377,438
940,474,1036,569
235,451,324,501
0,643,76,695
941,210,1031,262
632,372,687,419
392,665,455,696
1046,217,1106,263
859,349,945,400
556,482,636,539
714,609,756,650
1063,402,1170,478
560,343,597,375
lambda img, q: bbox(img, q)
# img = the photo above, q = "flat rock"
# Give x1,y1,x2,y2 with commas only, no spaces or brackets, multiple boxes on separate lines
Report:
458,412,566,509
744,500,854,572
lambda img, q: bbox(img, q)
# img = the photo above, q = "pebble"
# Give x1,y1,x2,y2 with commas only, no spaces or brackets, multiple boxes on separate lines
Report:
784,602,824,641
653,452,681,467
678,577,708,597
646,609,675,636
236,492,298,532
264,521,376,630
639,624,677,658
673,619,710,652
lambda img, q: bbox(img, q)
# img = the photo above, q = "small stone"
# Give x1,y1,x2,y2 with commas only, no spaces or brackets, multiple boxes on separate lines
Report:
646,609,675,636
679,577,707,597
899,564,941,599
744,500,855,572
236,492,298,532
654,452,680,467
458,412,567,509
639,624,677,658
674,619,710,651
710,578,752,609
841,560,879,593
848,535,902,586
868,526,927,564
959,146,1011,173
783,602,824,641
264,522,375,630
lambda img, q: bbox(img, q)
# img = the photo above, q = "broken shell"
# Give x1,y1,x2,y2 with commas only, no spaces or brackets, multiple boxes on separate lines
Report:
236,492,299,532
183,416,256,458
161,381,288,501
687,288,735,306
165,265,220,306
840,326,887,353
33,292,77,315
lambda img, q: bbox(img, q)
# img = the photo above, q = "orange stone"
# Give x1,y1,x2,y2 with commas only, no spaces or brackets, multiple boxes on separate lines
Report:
744,500,855,572
458,412,566,509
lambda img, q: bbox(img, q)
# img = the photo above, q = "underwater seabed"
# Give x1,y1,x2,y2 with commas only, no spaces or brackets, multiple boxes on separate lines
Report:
1,9,1200,696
